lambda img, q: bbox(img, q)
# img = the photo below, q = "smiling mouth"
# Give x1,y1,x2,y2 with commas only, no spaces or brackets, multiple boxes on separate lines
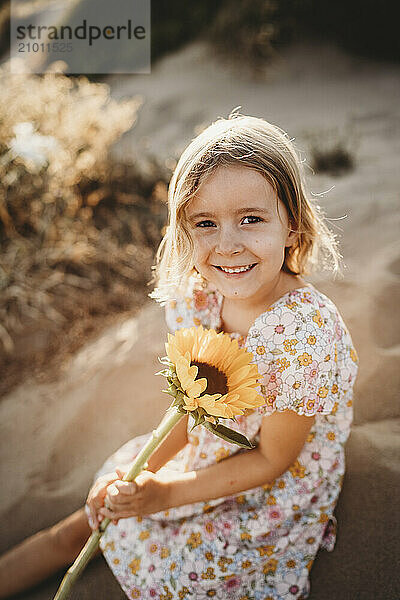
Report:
214,263,257,274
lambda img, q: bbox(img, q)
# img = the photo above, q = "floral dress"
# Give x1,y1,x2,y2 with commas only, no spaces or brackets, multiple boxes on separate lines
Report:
91,275,358,600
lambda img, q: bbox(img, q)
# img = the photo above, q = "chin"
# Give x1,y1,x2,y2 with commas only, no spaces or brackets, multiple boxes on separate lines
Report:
219,286,257,300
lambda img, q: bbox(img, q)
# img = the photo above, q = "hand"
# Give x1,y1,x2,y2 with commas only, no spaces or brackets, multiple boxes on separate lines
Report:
99,469,173,522
86,468,126,530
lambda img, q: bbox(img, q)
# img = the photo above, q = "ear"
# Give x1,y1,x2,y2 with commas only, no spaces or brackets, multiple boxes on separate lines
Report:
285,222,298,248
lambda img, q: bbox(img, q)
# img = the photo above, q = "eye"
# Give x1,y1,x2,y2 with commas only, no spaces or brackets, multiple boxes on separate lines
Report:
195,220,216,228
241,215,263,224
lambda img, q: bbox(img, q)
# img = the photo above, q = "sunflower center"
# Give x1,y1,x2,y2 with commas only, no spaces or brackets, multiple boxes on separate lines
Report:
192,361,228,396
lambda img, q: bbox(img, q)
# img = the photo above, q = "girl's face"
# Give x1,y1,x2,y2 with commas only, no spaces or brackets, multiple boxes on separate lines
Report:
185,165,297,308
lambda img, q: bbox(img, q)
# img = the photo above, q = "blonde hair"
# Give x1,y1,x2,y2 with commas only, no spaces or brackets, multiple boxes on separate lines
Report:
150,114,341,303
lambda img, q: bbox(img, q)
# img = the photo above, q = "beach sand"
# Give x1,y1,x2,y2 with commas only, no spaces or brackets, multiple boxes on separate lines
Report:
1,41,399,599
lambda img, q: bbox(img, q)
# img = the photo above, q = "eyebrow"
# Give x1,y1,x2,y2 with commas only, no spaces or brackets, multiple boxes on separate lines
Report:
187,207,270,221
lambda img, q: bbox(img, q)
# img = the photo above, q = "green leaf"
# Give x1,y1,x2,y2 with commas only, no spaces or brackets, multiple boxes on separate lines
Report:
158,356,172,366
155,369,169,377
170,576,177,590
171,397,182,407
202,422,255,449
163,389,177,398
189,411,205,430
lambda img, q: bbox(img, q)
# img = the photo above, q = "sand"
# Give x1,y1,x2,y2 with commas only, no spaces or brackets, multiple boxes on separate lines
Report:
1,41,399,599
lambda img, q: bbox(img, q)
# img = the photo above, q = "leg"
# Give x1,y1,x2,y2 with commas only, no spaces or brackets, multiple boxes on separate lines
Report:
0,507,100,598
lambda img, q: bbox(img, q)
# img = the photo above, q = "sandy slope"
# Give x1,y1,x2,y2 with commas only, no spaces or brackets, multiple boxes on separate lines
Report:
1,42,400,599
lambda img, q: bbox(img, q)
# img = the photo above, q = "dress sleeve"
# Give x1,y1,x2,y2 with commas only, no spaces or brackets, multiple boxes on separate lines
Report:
246,303,338,417
165,276,222,334
164,295,196,333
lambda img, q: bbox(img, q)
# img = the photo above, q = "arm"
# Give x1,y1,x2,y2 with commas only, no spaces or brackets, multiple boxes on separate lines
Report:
146,414,189,472
167,410,314,506
101,410,314,518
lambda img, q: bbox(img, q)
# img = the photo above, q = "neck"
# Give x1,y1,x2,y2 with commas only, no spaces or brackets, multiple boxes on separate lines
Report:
226,272,306,314
219,273,307,337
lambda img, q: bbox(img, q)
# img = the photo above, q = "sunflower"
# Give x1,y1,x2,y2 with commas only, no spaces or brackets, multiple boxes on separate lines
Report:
165,326,264,419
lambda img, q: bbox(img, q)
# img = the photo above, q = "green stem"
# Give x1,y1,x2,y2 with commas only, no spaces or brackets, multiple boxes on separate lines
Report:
53,406,184,600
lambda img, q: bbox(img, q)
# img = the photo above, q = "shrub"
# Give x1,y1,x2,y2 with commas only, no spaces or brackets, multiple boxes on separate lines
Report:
208,0,283,70
0,63,168,394
306,128,356,176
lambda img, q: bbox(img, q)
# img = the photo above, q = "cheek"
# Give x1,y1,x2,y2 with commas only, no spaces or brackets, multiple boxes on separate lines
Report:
253,237,272,254
256,229,287,252
192,235,213,261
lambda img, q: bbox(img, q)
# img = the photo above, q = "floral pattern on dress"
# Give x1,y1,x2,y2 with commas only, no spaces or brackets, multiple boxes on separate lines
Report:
91,273,358,599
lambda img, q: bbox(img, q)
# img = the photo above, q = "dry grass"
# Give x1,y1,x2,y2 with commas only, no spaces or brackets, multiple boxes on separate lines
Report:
0,64,169,397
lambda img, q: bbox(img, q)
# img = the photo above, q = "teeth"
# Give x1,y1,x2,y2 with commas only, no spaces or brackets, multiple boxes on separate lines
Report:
219,264,254,274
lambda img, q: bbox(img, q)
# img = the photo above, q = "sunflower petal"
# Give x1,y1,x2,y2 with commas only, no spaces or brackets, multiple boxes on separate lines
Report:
187,364,199,380
165,325,263,428
227,365,255,388
198,394,229,418
186,377,208,398
182,396,199,411
225,351,254,373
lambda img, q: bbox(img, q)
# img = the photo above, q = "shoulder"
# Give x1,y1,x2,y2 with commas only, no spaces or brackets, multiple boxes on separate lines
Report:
247,285,337,355
246,285,358,416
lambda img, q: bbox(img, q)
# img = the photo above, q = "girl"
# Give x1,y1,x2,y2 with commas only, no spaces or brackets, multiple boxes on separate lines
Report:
0,115,358,600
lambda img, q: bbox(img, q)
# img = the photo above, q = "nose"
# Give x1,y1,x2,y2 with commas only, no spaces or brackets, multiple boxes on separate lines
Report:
215,225,244,256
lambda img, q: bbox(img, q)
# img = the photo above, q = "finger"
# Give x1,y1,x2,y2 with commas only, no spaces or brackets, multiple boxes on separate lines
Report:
114,481,137,496
100,507,136,520
116,468,126,480
106,483,119,499
86,490,102,510
106,482,137,503
89,508,98,529
85,498,98,526
87,510,97,530
89,490,110,518
89,473,118,497
99,507,116,520
87,497,104,518
105,492,135,510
